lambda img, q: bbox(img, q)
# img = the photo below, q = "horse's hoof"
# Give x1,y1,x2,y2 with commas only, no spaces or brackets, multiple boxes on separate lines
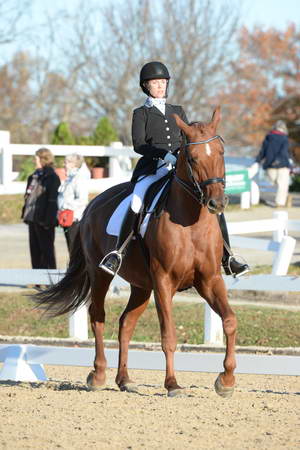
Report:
86,371,106,391
214,374,234,398
119,382,139,393
167,388,186,398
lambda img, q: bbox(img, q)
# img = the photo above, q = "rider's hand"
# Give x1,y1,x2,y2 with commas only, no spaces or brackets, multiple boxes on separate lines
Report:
163,152,177,166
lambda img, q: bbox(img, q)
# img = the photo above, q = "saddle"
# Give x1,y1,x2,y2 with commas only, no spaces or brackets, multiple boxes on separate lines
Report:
137,171,174,232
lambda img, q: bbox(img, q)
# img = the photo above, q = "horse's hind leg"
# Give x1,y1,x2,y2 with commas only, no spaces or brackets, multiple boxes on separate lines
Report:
195,275,237,398
116,285,151,392
86,271,111,390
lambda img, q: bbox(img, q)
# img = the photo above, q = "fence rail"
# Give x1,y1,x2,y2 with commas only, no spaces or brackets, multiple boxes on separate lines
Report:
0,344,299,383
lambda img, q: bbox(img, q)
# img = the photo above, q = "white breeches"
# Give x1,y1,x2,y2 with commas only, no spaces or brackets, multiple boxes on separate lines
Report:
266,167,290,206
131,166,170,213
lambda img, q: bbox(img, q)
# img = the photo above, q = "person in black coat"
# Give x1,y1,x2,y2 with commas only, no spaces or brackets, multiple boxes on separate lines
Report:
255,120,291,207
22,148,60,269
99,61,249,278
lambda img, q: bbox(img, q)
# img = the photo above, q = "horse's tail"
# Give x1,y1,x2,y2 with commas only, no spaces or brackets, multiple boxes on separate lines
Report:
33,227,90,317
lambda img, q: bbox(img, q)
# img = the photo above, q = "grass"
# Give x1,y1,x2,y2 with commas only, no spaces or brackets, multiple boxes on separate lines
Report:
0,194,24,224
0,292,299,347
0,194,99,224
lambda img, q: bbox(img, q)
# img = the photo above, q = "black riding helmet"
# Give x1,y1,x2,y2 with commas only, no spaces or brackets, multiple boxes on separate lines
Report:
140,61,170,96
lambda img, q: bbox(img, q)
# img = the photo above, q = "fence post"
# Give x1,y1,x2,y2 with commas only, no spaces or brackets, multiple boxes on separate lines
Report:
272,210,288,243
0,130,11,187
240,191,250,209
204,304,224,346
109,142,124,177
69,305,89,340
250,181,260,205
272,235,296,276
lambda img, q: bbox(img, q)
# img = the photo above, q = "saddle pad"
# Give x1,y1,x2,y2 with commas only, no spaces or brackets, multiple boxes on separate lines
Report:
106,183,167,238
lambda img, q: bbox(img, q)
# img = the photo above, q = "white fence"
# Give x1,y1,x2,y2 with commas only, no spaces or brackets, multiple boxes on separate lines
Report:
0,130,136,194
1,130,254,207
0,344,299,383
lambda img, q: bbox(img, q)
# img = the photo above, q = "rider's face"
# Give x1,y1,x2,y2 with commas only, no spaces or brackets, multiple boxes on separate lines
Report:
147,78,167,98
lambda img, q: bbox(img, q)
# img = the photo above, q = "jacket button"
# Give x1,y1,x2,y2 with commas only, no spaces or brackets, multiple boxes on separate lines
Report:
166,127,169,131
168,143,171,147
167,135,170,139
165,119,168,123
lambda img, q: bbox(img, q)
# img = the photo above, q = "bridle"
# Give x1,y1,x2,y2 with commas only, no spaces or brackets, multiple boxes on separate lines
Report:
174,135,226,205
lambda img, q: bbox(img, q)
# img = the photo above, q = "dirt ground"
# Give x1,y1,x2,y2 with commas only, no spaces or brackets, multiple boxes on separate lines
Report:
0,366,299,450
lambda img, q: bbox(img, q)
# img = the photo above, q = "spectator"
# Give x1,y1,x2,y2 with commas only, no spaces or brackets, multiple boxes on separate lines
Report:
57,154,90,252
254,120,291,207
22,148,60,269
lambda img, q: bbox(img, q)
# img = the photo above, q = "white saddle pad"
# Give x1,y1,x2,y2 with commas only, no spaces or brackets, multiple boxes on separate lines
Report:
106,183,168,238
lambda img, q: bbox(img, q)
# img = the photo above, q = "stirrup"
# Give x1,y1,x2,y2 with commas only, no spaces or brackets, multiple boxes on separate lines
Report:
98,251,122,276
224,255,250,278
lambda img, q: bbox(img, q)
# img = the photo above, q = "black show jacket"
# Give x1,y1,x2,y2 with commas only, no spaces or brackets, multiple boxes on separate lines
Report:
131,103,188,182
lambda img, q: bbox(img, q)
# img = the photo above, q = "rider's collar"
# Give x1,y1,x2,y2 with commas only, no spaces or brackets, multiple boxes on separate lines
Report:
145,97,166,115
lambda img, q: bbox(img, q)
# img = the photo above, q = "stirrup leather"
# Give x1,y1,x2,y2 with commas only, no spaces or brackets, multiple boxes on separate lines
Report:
98,251,122,276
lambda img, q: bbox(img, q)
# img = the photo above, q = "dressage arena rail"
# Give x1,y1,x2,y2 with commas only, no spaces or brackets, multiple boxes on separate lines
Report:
0,212,299,382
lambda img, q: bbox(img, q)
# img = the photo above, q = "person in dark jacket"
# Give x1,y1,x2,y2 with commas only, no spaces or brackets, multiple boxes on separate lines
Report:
99,61,249,278
255,120,291,207
22,148,60,269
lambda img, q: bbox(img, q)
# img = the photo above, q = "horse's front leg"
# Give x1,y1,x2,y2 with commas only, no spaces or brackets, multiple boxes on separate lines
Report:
153,274,182,397
116,285,151,393
195,274,237,398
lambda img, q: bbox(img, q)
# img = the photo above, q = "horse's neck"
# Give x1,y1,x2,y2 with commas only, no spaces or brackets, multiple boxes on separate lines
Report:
167,178,210,225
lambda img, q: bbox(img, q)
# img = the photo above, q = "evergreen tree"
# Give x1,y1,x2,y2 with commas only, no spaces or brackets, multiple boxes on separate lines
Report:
92,117,118,145
51,122,76,145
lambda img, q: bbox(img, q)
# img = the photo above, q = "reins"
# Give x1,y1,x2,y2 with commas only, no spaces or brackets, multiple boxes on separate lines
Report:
174,135,225,205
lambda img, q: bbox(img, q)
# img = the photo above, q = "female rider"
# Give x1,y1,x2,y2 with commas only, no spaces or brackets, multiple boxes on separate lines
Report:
99,61,249,278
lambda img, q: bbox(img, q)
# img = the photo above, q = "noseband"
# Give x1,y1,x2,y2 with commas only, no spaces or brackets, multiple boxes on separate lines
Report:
174,135,225,205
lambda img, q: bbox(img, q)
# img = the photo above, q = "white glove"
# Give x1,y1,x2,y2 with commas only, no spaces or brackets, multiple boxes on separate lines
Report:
164,153,177,166
248,162,259,179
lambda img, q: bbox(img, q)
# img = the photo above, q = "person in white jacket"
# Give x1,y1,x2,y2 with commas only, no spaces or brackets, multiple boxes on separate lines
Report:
57,153,90,251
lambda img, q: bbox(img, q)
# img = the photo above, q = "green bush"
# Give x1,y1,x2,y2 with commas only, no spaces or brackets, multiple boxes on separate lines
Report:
17,157,35,181
51,122,76,145
290,174,300,192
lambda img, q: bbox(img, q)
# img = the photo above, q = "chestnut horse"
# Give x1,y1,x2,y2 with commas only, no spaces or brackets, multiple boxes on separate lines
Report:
35,107,237,398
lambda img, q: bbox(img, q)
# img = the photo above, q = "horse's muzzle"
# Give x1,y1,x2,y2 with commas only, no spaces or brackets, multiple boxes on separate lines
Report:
207,195,229,214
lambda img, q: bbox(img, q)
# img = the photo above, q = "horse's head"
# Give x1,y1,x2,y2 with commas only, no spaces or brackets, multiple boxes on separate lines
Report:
174,106,228,214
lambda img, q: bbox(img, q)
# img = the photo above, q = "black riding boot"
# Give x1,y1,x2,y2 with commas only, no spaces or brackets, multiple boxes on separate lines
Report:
99,208,138,276
218,213,250,277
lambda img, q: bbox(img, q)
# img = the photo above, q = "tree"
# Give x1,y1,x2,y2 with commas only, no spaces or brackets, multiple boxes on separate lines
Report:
92,117,118,145
58,0,241,143
0,0,30,47
218,24,300,151
51,122,76,145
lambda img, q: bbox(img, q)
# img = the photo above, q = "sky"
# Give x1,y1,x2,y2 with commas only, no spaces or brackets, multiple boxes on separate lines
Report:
28,0,299,30
242,0,300,29
1,0,299,62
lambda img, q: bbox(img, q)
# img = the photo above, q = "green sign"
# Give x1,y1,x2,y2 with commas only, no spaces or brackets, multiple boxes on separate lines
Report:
225,170,250,194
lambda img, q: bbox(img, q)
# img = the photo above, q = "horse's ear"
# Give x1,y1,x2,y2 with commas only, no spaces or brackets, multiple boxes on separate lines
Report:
211,106,221,130
173,114,191,136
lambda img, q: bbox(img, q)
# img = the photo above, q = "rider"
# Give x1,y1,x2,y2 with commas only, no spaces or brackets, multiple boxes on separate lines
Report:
99,61,249,278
